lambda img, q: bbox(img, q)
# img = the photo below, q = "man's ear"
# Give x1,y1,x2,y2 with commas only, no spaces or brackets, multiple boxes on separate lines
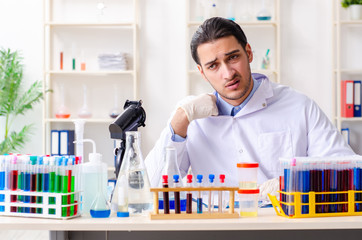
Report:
197,65,208,82
245,43,253,63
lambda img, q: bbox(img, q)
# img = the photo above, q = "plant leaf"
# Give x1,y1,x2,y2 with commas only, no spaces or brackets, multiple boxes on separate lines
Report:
0,124,33,154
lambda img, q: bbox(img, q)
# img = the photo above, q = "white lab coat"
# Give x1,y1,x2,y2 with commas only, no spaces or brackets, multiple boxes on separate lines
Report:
145,74,354,187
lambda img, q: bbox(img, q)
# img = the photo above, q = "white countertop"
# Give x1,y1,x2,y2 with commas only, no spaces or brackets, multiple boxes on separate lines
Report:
1,208,362,231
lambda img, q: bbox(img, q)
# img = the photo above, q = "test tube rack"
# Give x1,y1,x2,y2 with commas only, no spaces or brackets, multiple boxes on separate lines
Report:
150,186,239,220
0,190,81,220
268,190,362,218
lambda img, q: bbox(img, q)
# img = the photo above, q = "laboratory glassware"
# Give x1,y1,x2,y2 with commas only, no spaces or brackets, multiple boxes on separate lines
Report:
78,85,92,118
186,174,193,214
238,189,259,217
111,131,153,215
116,174,129,217
237,162,259,189
208,174,215,213
109,85,121,118
90,167,111,218
256,0,271,21
77,139,108,216
173,175,181,214
196,174,203,214
162,175,170,214
55,84,71,118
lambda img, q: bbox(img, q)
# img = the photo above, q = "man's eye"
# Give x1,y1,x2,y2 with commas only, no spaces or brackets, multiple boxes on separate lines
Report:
229,55,238,60
208,63,217,70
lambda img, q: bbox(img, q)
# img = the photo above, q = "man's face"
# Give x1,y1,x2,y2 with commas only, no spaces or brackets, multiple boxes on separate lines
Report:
197,35,253,106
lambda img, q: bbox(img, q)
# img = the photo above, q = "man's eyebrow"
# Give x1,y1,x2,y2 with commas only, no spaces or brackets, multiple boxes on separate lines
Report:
225,49,240,56
204,49,241,67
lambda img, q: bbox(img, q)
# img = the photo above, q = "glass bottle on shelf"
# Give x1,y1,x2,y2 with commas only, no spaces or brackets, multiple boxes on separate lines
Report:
78,84,92,118
55,84,71,119
111,131,153,215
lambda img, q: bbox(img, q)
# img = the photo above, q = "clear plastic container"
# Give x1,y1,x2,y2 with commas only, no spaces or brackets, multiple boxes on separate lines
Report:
236,162,259,189
238,189,259,217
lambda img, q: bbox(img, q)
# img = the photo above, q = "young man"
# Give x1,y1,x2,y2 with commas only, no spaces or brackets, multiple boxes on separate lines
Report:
145,17,354,187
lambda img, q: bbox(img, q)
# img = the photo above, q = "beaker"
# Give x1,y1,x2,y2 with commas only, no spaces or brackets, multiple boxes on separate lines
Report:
256,0,272,21
111,131,153,215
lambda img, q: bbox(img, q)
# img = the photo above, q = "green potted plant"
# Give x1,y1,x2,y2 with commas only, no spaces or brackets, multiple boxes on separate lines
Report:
0,48,46,154
341,0,362,20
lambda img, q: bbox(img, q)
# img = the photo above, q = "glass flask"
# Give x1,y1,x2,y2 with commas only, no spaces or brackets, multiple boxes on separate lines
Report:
78,84,92,118
256,0,272,21
111,131,153,215
158,147,187,211
55,84,71,118
90,166,111,218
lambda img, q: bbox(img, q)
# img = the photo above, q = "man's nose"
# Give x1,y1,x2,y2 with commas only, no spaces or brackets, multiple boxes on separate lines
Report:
221,63,235,80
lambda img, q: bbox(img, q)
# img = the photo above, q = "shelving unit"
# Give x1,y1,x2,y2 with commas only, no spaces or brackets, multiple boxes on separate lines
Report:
42,0,139,167
186,0,280,95
332,1,362,153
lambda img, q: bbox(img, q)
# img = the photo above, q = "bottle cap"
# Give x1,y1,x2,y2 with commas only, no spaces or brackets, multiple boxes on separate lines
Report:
30,156,37,165
196,174,203,183
173,174,179,182
162,175,168,183
117,211,130,217
187,174,193,183
238,189,260,194
208,174,215,183
37,156,43,165
236,163,259,168
219,174,225,183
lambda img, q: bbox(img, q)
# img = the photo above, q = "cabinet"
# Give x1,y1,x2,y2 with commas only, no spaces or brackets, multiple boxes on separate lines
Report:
186,0,280,95
42,0,139,168
332,0,362,154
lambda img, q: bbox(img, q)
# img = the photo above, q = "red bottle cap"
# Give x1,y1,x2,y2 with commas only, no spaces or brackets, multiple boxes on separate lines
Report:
162,175,168,183
219,174,225,183
187,174,193,183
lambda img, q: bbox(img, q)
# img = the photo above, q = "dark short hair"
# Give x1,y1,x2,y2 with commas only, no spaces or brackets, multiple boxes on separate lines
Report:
190,17,248,65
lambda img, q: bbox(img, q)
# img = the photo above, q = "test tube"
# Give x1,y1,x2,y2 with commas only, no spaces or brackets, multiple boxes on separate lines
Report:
62,156,69,217
173,175,181,214
23,155,31,213
208,174,215,213
301,158,310,214
355,158,362,212
69,156,75,216
186,174,193,214
196,175,203,214
10,155,18,213
17,155,25,210
60,51,63,70
48,156,56,215
36,156,44,214
218,174,225,213
116,174,129,218
162,175,170,214
30,156,37,213
74,156,81,215
0,156,5,212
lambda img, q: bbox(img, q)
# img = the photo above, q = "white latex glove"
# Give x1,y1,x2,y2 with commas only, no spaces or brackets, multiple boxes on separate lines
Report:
179,93,219,122
258,177,279,206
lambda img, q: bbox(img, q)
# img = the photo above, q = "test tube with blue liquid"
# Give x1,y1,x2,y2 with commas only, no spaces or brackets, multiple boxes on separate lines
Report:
0,156,5,212
196,175,203,214
36,156,44,214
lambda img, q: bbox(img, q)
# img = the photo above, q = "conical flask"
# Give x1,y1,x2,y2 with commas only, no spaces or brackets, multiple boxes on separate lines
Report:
90,170,110,218
111,131,153,215
158,147,186,211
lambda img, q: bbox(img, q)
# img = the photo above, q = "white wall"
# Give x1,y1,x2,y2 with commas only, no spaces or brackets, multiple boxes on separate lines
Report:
0,0,337,162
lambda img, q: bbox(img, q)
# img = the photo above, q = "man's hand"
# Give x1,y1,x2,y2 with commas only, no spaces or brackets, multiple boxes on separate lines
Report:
180,93,218,122
170,94,218,138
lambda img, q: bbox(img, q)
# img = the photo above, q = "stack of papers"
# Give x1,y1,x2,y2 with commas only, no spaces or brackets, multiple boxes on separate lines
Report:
98,52,128,70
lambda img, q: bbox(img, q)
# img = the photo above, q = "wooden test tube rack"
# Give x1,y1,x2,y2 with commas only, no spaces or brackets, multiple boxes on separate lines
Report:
150,187,239,220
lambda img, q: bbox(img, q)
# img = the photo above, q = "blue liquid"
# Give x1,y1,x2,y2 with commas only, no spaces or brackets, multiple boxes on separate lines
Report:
90,209,111,218
257,16,271,21
0,206,4,212
43,173,49,192
197,198,202,213
158,199,187,211
0,171,4,190
25,173,31,191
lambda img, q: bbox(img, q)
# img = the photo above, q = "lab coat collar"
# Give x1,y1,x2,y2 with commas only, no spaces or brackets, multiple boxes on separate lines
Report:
233,73,273,117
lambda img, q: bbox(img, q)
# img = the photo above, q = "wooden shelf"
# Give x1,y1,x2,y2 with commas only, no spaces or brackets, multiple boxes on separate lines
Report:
45,22,135,28
46,70,134,76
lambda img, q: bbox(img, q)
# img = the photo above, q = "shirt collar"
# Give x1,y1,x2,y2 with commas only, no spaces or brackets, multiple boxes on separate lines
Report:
216,76,261,116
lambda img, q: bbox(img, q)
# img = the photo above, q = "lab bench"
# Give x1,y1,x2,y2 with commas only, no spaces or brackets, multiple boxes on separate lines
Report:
2,208,362,240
